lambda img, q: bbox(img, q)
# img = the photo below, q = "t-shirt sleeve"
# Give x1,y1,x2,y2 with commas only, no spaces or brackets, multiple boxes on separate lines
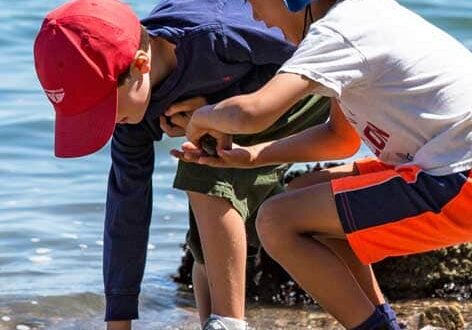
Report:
278,25,369,98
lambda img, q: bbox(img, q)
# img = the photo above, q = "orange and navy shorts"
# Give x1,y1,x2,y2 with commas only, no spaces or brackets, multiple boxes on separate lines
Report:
331,157,472,265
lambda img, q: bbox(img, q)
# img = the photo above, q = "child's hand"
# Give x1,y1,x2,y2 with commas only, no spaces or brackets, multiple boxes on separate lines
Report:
184,105,213,145
159,114,189,137
183,105,231,152
159,96,206,137
170,142,260,168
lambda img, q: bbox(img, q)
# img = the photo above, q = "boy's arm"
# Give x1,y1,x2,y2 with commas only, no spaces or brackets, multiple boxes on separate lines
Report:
176,98,360,168
104,124,155,321
187,73,320,143
250,99,361,165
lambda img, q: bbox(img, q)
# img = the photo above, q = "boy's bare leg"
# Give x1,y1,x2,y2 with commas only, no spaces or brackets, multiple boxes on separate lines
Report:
107,321,131,330
287,164,385,306
317,237,385,305
257,182,375,328
193,262,212,324
188,192,247,320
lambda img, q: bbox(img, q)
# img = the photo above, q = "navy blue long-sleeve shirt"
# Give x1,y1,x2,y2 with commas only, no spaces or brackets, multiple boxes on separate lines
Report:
104,0,295,321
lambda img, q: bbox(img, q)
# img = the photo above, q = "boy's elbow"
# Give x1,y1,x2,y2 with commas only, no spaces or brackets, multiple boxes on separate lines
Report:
326,128,361,160
347,137,362,157
328,118,361,159
339,133,361,158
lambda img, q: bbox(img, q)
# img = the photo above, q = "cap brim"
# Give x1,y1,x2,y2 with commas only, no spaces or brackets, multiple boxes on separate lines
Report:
54,90,117,158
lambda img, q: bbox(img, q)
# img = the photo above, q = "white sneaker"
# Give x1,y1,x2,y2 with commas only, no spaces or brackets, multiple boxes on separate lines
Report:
203,316,230,330
202,315,248,330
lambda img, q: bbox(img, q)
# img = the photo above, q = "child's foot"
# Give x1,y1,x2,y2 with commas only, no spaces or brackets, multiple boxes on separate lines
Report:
353,308,397,330
202,314,248,330
377,303,403,329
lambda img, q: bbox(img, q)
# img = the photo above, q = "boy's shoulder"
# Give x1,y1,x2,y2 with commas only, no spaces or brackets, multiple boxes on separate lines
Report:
141,0,259,39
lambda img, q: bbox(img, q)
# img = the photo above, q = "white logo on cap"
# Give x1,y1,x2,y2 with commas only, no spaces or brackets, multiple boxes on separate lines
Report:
45,88,65,104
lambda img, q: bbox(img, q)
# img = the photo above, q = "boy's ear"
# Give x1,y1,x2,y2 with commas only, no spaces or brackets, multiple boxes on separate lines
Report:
131,51,151,75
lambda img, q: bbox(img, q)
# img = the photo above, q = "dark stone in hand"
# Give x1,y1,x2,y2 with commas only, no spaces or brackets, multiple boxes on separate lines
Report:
200,134,218,157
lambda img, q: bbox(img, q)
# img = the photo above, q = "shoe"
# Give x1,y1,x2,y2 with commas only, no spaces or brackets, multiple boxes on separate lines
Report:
202,316,247,330
203,316,229,330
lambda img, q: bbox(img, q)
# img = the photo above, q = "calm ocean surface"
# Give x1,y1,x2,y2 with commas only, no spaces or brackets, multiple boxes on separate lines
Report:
0,1,471,329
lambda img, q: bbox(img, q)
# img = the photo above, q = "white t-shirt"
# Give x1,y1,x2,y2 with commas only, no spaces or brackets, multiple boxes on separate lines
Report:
279,0,472,175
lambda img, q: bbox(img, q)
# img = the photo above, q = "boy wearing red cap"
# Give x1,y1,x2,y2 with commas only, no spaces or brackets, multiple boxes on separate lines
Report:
34,0,330,329
176,0,472,329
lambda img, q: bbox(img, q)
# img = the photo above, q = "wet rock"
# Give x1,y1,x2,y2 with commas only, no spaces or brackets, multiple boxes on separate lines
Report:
417,305,465,330
374,245,472,301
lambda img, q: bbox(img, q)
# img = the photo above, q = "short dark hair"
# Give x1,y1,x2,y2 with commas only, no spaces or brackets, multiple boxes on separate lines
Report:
117,26,150,86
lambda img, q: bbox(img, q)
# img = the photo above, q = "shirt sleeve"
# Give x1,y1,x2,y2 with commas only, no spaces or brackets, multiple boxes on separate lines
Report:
103,123,155,321
279,25,369,98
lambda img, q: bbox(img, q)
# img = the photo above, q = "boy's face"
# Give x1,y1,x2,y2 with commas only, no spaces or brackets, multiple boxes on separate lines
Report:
249,0,302,44
116,51,152,125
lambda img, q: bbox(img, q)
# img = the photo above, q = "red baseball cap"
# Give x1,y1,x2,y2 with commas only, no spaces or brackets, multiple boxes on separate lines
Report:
34,0,141,158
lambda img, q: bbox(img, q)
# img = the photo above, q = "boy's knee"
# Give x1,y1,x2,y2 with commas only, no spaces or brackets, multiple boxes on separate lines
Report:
256,200,285,252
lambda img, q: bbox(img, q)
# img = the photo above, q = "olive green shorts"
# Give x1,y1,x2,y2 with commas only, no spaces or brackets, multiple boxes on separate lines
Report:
173,95,330,264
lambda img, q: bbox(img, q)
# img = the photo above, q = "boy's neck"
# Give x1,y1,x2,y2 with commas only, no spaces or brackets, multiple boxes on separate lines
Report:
310,0,338,21
289,0,338,44
149,37,177,88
